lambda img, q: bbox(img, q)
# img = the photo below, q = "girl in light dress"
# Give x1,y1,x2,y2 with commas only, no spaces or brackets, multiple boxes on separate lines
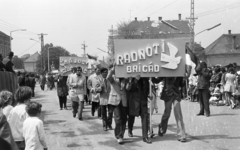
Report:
224,67,237,109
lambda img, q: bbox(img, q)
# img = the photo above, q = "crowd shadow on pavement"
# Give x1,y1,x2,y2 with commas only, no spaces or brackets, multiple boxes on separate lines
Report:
188,134,240,142
210,113,239,116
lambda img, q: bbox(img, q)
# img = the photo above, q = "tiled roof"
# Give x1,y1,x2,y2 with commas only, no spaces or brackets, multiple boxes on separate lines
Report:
24,52,40,63
129,19,191,35
0,31,10,38
205,34,240,55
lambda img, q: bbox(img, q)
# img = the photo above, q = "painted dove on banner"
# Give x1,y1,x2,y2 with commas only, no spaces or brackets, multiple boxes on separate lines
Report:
161,42,182,69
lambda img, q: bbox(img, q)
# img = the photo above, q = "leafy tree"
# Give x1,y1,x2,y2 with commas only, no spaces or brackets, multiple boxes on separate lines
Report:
12,56,24,69
36,43,72,74
116,21,138,39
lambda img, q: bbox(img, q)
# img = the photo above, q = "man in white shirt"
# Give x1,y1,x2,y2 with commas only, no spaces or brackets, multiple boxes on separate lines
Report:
68,67,87,120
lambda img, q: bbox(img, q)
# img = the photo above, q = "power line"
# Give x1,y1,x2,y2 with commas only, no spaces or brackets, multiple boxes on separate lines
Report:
132,0,163,17
0,19,20,29
17,42,39,56
196,2,240,17
141,0,179,20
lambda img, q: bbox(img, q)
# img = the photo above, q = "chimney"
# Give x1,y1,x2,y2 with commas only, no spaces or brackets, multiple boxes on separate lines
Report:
135,17,137,21
158,17,162,21
148,17,150,21
178,14,181,20
228,30,231,34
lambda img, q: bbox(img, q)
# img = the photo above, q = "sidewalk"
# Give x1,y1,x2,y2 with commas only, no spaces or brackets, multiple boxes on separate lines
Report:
32,85,240,150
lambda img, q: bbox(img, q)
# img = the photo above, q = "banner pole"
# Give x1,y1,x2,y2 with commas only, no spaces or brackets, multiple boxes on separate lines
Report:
149,77,154,138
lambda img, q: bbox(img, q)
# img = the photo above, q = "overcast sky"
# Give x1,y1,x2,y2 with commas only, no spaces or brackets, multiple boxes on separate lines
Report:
1,0,240,59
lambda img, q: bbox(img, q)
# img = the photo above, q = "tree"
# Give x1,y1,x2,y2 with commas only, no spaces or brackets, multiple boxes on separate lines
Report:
12,56,24,69
36,43,73,74
116,21,139,39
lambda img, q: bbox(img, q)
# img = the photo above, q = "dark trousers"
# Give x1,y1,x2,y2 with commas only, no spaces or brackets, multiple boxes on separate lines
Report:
128,115,135,132
40,84,45,91
108,101,127,139
31,86,35,97
58,96,67,109
72,101,84,119
128,112,149,138
198,89,210,115
92,101,101,117
101,105,109,127
107,104,113,127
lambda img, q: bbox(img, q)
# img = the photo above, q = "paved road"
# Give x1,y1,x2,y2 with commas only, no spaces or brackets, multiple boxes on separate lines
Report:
32,85,240,150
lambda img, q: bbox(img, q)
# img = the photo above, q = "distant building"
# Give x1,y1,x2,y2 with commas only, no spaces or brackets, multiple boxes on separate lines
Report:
0,31,11,58
205,30,240,66
24,52,40,72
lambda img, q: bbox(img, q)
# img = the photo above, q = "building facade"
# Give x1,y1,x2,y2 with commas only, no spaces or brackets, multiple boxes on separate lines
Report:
24,52,40,72
205,30,240,67
0,31,11,58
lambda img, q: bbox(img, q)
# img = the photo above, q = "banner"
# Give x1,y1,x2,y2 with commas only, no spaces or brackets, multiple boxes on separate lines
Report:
114,39,188,77
59,57,93,76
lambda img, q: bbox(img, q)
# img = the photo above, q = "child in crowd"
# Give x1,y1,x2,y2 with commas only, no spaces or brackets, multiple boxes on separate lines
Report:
209,83,223,105
8,86,32,150
23,101,48,150
0,90,13,118
0,92,19,150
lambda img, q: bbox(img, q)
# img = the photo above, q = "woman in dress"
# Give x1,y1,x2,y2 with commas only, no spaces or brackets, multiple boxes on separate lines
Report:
224,67,236,108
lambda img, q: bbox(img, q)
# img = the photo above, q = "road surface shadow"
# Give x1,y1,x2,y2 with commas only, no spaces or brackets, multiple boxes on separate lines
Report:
210,113,238,116
98,137,138,150
188,134,240,142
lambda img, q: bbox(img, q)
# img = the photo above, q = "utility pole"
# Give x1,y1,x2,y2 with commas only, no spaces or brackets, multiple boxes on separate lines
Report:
81,41,87,57
38,33,47,72
186,0,197,52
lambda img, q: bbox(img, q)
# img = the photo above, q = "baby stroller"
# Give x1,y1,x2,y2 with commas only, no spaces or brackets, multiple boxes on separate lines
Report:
209,83,223,106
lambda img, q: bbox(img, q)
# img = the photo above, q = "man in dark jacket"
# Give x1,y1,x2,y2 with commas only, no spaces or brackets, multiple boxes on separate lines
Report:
2,52,15,73
126,76,152,144
0,54,6,71
29,73,36,97
156,77,187,142
195,61,211,117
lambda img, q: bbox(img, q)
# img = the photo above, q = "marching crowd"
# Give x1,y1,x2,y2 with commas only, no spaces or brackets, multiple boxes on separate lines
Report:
1,58,240,150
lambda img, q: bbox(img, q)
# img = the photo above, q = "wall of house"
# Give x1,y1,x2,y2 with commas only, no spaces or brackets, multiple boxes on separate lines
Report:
24,62,37,72
0,33,11,58
206,54,240,67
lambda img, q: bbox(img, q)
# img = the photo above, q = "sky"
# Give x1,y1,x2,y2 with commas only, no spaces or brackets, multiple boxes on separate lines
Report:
1,0,240,60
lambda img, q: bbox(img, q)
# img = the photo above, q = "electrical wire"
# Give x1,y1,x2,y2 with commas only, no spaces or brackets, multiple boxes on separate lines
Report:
17,42,39,56
132,0,163,17
141,0,179,20
196,2,240,17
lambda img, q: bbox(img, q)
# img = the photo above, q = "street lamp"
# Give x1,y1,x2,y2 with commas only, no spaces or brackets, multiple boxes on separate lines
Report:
10,29,26,51
30,38,40,43
195,23,221,38
193,23,221,51
48,47,54,72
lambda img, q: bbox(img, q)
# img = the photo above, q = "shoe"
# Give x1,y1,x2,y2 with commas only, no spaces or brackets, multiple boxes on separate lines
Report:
91,112,94,116
196,113,204,116
158,127,164,136
103,127,107,131
206,114,210,117
108,126,113,130
64,107,67,110
73,113,76,118
79,118,83,121
178,137,187,142
128,131,133,137
117,138,123,144
143,137,152,144
60,108,63,110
